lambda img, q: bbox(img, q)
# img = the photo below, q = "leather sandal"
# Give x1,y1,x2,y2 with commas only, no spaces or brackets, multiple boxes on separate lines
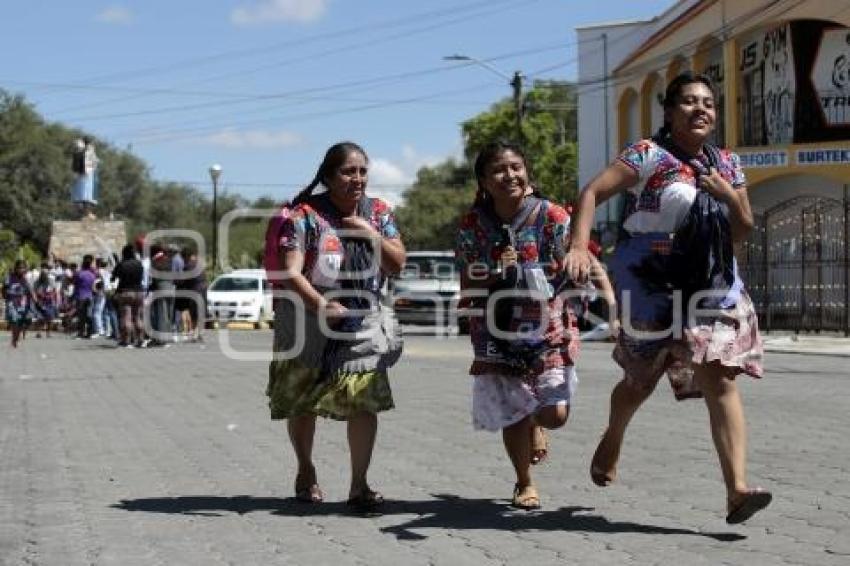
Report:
511,484,541,510
346,488,384,513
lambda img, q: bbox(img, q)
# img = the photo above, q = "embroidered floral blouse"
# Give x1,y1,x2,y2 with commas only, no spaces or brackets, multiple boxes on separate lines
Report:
455,200,580,376
277,194,400,289
618,139,747,236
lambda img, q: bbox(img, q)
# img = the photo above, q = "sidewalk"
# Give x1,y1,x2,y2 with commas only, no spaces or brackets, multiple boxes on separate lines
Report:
761,333,850,357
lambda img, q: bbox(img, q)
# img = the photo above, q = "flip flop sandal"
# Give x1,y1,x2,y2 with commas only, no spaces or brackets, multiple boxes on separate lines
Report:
530,426,548,465
346,488,385,513
726,489,772,524
590,429,619,487
511,484,541,510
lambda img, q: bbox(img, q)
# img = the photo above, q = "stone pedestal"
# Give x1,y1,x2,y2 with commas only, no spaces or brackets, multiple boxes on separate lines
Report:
48,219,127,264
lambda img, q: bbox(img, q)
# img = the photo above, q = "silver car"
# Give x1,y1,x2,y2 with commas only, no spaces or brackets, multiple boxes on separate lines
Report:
390,251,466,331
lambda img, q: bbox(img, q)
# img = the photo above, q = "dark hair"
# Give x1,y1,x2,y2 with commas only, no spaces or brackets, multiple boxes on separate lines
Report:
82,254,94,269
472,140,540,208
121,244,135,261
290,142,368,206
13,259,26,272
36,269,50,287
652,71,716,143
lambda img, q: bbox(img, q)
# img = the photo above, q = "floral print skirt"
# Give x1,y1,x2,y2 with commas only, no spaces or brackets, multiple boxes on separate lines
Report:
471,366,578,432
613,292,764,400
267,358,394,421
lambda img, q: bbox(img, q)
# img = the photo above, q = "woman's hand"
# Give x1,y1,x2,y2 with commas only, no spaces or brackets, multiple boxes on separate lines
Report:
564,248,593,283
500,247,518,267
339,215,377,237
699,167,737,204
321,300,348,322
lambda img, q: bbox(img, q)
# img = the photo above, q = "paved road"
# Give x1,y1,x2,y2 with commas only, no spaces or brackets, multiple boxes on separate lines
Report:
1,329,848,565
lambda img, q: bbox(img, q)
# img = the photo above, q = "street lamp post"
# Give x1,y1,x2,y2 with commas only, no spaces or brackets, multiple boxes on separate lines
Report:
209,164,221,275
443,54,524,141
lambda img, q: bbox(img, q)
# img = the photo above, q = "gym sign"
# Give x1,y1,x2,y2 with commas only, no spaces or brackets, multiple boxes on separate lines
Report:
811,28,850,126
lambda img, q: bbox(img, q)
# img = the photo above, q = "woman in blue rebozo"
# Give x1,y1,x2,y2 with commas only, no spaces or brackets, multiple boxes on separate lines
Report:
565,72,770,524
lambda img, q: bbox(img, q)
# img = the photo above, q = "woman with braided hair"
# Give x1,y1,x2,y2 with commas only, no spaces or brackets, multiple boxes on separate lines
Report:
266,142,405,511
566,72,770,524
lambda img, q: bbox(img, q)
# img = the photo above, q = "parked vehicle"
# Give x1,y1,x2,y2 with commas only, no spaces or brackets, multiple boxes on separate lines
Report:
390,251,467,332
206,269,273,328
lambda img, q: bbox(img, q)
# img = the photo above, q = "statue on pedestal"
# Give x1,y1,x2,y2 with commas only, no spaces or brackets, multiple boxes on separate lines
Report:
71,136,99,219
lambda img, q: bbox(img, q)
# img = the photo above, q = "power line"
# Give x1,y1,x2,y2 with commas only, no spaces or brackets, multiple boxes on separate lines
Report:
124,81,499,143
56,41,574,124
45,0,543,116
38,0,528,94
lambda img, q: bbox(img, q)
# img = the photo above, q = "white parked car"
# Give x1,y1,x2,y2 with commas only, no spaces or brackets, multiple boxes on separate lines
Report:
206,269,273,328
390,251,466,332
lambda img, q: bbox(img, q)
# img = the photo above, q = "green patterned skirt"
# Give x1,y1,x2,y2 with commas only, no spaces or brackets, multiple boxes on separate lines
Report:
267,358,394,421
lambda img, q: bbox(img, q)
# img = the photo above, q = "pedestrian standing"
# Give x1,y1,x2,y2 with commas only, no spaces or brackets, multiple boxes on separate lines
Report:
73,255,97,339
112,244,145,347
33,264,58,338
92,258,109,337
565,72,770,524
266,142,405,510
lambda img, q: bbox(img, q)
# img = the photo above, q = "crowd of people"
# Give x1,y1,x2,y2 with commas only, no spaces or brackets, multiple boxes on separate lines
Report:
1,239,206,349
5,72,773,525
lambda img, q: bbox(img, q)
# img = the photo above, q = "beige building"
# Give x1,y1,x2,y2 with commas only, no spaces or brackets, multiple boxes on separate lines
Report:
577,0,850,332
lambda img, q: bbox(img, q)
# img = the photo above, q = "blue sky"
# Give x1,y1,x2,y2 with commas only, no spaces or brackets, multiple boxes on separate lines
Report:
1,0,674,206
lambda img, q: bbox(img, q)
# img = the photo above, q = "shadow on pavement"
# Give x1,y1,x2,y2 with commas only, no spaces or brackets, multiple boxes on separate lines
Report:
113,493,745,542
113,495,290,517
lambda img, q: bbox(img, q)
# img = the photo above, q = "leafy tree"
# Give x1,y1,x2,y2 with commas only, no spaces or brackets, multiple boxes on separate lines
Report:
462,81,578,204
0,88,271,270
394,81,578,250
394,159,475,250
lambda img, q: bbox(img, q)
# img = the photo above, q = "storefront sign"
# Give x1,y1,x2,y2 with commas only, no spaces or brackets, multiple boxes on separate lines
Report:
738,150,789,168
811,29,850,126
796,147,850,165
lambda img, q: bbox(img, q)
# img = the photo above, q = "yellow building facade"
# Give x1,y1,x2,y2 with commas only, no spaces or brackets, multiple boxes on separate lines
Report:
605,0,850,332
613,0,850,209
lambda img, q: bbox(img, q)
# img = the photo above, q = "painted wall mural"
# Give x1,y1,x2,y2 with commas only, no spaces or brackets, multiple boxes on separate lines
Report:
739,23,796,145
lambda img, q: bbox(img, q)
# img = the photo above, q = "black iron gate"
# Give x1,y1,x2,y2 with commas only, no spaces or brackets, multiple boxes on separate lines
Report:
738,190,850,334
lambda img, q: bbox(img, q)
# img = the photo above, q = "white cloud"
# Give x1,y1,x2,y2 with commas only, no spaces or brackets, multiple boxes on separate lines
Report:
366,146,450,208
200,128,303,149
94,6,134,25
231,0,326,26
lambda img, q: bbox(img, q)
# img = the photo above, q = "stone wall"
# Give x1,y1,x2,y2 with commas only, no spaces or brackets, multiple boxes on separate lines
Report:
48,219,127,263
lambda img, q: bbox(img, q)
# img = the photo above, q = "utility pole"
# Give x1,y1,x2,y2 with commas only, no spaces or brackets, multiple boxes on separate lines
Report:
602,32,611,227
511,70,524,142
444,54,525,142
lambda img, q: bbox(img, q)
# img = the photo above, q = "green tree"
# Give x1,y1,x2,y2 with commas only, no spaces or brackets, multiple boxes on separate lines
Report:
394,81,578,250
393,159,475,250
462,81,578,204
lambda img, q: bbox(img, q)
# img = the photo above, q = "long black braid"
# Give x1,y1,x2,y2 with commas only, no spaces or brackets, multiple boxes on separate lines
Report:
290,141,367,206
293,142,378,337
